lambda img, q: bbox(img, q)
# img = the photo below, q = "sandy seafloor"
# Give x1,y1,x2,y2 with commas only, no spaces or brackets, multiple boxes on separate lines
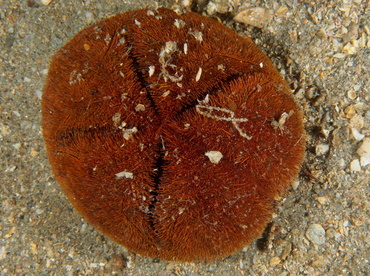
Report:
1,0,369,275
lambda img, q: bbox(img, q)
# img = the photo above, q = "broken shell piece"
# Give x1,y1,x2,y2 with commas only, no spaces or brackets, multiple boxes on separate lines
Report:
356,137,370,157
350,159,361,172
115,170,134,179
205,151,223,164
234,7,273,28
351,128,365,141
316,144,330,156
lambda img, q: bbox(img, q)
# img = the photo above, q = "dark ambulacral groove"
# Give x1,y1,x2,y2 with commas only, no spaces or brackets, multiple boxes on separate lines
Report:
42,8,306,262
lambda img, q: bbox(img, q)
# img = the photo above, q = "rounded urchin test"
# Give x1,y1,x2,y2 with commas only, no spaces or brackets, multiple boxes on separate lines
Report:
42,8,306,262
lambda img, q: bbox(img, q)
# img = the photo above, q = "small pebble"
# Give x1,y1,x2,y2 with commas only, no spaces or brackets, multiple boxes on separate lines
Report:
306,224,326,245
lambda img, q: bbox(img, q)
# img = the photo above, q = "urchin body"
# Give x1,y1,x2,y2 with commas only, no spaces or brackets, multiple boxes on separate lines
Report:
42,8,305,261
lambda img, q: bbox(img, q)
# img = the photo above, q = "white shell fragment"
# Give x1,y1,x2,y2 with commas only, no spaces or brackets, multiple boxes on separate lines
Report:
135,104,146,112
195,67,202,82
350,159,361,172
115,170,134,179
41,0,52,5
356,137,370,157
360,156,370,167
234,7,273,29
148,65,155,77
205,151,223,164
122,127,138,140
351,128,365,141
315,144,330,156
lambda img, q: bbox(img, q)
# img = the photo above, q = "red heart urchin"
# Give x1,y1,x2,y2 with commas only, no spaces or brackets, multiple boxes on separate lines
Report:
42,8,306,262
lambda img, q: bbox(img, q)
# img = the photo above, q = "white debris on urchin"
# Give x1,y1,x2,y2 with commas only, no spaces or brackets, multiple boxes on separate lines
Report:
205,151,223,164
